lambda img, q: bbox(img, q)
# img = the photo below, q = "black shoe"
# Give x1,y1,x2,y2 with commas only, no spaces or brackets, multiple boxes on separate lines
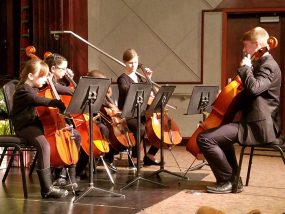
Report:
53,177,67,187
143,156,160,166
42,186,69,198
106,162,117,172
53,178,78,190
206,181,232,194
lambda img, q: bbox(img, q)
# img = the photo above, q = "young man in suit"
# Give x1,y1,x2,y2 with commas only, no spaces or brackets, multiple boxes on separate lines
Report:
197,27,282,194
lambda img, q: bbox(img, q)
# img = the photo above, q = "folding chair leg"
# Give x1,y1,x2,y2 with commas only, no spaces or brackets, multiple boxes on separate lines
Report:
29,151,38,176
246,147,254,186
19,150,28,198
2,148,17,182
0,147,8,166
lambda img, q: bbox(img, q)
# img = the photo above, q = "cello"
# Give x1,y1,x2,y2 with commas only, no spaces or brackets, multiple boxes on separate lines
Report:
43,52,110,157
186,36,278,160
84,70,136,152
25,46,79,167
138,64,182,148
99,95,136,151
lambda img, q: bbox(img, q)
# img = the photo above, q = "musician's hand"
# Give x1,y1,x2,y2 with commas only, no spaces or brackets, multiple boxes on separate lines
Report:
240,54,252,67
66,68,74,79
111,106,120,115
107,87,113,97
50,99,66,113
144,67,153,79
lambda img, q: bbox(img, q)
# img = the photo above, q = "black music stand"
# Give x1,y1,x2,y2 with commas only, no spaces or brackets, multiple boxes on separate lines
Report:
184,86,219,175
65,76,125,203
146,85,186,180
120,83,166,190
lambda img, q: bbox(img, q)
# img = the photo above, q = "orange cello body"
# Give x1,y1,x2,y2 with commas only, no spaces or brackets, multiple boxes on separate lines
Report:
74,114,110,157
37,87,79,167
145,112,182,148
100,106,136,151
137,63,182,148
59,83,109,157
186,75,244,159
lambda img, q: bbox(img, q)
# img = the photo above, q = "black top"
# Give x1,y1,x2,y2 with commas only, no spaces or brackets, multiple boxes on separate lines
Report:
11,83,72,131
117,73,143,110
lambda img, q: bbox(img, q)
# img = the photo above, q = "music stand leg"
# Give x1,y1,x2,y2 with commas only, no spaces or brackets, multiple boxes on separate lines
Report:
147,102,187,180
101,156,114,184
127,150,136,169
120,95,167,190
183,159,208,178
74,97,124,203
147,145,188,180
66,168,76,196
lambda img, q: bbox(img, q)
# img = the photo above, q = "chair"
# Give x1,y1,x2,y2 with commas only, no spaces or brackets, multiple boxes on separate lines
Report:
233,139,285,193
0,79,37,198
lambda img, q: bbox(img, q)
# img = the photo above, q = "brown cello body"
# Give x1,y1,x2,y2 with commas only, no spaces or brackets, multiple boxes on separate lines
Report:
100,106,136,151
145,112,182,148
186,75,244,159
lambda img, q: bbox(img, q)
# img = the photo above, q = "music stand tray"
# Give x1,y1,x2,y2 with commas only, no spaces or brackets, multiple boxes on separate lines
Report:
120,83,166,190
184,86,219,175
186,86,219,116
65,76,124,202
146,85,186,180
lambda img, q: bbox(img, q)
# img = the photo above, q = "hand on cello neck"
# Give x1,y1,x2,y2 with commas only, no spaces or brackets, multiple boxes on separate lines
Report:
240,53,252,67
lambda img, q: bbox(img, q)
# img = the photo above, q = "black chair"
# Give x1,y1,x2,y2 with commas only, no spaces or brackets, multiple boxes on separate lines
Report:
0,80,37,198
233,139,285,193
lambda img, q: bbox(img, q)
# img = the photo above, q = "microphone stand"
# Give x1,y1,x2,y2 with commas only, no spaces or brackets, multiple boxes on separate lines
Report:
50,30,161,89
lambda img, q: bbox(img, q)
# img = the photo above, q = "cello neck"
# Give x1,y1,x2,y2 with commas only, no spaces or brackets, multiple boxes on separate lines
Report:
47,75,61,100
65,69,77,87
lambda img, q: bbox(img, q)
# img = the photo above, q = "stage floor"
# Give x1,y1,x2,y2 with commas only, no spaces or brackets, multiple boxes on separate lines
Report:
0,146,285,214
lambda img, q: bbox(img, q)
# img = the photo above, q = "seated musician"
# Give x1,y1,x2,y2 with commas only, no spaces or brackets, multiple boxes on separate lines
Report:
12,59,68,198
84,70,121,172
117,48,160,166
196,27,282,194
44,53,81,188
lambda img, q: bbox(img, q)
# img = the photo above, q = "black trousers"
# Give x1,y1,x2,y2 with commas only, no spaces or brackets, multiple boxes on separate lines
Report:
127,118,158,158
196,122,239,183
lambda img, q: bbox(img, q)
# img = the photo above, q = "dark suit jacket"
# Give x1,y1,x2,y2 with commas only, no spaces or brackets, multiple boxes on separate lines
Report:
237,54,281,145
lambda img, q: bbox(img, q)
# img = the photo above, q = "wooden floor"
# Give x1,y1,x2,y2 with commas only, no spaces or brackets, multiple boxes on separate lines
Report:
0,146,285,214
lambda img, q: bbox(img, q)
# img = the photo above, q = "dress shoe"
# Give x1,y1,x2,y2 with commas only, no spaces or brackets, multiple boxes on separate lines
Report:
143,155,160,166
206,181,233,194
53,177,67,187
53,177,78,190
